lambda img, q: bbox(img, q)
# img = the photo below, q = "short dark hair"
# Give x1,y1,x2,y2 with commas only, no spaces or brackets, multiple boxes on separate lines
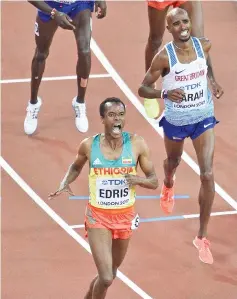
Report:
99,97,126,117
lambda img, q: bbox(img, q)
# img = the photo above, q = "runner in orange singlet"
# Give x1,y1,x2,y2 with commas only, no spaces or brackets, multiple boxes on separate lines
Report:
49,97,158,298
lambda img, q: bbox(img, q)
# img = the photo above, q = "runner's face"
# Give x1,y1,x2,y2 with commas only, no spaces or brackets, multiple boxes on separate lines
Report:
102,103,126,138
168,13,191,42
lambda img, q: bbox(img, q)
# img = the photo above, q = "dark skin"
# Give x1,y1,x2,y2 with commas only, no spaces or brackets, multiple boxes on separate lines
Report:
139,8,223,239
28,0,107,104
139,9,224,100
49,102,158,298
145,0,221,95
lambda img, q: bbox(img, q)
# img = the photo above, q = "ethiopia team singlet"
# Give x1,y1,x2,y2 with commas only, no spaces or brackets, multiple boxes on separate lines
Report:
162,37,214,126
88,132,137,209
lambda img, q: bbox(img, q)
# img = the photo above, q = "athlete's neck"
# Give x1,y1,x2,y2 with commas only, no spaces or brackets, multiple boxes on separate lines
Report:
173,38,192,51
103,134,123,151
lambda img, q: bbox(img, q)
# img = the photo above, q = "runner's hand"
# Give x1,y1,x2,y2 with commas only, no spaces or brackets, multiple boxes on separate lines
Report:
124,174,141,187
95,1,107,19
210,81,224,99
119,170,141,187
54,12,76,30
48,182,74,200
167,89,185,103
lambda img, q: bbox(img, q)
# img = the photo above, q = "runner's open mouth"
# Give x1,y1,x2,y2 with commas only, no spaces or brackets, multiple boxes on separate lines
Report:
112,124,122,134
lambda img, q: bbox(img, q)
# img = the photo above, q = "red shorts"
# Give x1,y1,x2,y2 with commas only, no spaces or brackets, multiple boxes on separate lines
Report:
84,203,140,240
148,0,188,10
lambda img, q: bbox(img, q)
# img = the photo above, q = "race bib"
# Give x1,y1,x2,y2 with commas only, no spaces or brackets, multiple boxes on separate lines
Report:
34,22,39,36
96,178,130,208
173,89,206,111
131,213,140,230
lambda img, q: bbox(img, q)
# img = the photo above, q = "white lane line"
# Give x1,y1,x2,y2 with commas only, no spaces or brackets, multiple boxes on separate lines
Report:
71,224,85,229
90,38,237,211
0,73,111,84
184,210,237,219
0,156,153,299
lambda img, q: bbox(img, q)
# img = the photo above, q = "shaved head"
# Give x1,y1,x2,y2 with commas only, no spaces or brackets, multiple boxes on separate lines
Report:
166,7,189,26
166,7,191,42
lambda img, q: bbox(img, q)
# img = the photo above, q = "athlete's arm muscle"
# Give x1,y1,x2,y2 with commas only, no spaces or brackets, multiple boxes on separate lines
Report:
199,38,224,99
137,137,158,189
63,139,90,184
124,136,158,190
138,49,168,99
28,1,55,14
48,138,92,199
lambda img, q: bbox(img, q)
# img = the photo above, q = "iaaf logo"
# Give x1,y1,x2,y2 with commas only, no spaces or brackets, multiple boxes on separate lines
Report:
101,179,127,186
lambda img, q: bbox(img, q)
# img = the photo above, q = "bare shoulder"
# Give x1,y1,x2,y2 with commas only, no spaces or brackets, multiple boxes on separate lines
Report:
160,46,169,59
152,46,169,68
130,133,149,152
198,37,212,53
78,136,94,155
157,47,169,60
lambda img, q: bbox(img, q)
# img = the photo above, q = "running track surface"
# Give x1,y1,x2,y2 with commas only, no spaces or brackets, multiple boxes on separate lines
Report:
2,1,237,298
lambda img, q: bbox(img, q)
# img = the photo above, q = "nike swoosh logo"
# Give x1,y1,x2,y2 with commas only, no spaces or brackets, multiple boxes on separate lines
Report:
175,69,186,74
204,123,213,128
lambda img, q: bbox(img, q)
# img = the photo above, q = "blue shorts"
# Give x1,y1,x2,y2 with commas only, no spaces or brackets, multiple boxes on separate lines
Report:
38,1,95,22
159,116,219,141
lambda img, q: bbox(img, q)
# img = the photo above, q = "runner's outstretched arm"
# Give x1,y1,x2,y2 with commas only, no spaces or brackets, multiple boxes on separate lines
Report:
48,138,91,199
